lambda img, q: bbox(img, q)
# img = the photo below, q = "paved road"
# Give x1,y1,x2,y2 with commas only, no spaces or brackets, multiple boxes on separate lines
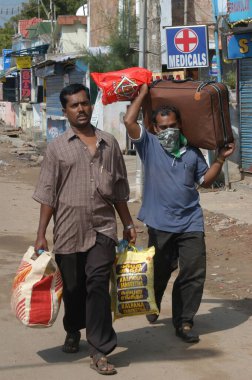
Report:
1,158,252,379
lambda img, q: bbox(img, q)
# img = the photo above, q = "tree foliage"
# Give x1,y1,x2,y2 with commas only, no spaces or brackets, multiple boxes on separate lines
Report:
83,4,139,103
83,4,138,73
0,0,87,52
0,22,15,51
12,0,87,20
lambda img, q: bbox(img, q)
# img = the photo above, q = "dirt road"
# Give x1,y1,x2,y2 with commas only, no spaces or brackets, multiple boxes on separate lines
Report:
1,141,252,380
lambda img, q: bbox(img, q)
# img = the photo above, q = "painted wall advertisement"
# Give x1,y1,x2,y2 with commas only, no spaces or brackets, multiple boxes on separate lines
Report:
165,25,209,69
47,118,67,142
227,0,252,23
21,69,31,102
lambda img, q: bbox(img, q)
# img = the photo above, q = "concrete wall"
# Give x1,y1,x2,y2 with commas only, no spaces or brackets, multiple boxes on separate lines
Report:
91,92,128,152
0,102,16,128
60,24,87,53
89,0,118,46
172,0,214,41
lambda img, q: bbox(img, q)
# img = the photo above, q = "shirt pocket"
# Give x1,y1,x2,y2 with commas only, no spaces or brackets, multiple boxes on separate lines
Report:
97,166,114,200
184,163,196,187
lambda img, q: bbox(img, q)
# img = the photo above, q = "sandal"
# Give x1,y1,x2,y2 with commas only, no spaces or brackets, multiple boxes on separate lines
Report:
62,331,81,353
90,353,117,375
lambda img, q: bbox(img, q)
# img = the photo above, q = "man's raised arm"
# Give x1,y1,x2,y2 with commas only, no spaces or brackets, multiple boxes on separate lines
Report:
123,83,149,139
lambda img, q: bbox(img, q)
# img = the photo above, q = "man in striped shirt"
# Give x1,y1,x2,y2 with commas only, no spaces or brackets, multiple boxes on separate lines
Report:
33,83,136,375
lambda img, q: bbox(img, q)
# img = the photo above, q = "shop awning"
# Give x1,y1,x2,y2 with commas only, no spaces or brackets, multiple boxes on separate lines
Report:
6,44,50,57
0,66,18,80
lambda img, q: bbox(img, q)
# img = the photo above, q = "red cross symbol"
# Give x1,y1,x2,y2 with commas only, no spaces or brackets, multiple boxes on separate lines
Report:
174,28,198,53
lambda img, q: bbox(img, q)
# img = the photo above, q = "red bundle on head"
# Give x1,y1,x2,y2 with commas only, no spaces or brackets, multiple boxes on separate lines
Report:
91,67,152,105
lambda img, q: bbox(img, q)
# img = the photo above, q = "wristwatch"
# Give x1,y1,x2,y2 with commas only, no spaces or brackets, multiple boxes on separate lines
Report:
123,224,135,231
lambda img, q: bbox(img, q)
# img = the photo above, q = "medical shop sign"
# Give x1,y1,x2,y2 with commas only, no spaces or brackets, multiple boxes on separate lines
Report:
21,69,31,102
165,25,209,69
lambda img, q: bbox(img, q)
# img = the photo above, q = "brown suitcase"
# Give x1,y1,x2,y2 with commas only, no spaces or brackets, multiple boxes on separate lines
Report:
143,79,234,150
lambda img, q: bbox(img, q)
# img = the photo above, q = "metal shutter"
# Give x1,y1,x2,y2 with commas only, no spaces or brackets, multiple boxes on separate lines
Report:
239,58,252,173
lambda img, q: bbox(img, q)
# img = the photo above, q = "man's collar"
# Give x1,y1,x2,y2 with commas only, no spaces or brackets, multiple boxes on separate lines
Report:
66,126,110,146
66,127,76,140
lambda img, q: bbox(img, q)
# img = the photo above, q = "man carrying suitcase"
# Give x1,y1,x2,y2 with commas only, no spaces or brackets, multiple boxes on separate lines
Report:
124,83,235,343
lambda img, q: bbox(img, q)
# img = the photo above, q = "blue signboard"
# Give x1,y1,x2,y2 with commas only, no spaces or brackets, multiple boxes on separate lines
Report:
2,49,12,71
227,32,252,59
209,55,220,76
228,0,252,23
165,25,209,69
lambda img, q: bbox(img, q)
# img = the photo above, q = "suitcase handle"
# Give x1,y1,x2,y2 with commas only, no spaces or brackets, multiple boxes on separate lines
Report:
171,78,194,83
150,77,193,88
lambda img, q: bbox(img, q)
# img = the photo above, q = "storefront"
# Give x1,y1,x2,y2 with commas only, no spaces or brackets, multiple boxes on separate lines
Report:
35,58,86,142
225,0,252,172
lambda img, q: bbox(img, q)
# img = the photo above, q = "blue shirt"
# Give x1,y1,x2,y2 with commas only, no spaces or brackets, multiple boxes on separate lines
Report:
132,127,209,232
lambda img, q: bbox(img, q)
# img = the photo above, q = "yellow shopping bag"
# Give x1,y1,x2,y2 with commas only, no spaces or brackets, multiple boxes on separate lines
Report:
111,242,159,320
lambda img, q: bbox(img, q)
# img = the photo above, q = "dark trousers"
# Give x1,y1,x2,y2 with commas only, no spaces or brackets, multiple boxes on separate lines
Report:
55,233,117,356
148,228,206,328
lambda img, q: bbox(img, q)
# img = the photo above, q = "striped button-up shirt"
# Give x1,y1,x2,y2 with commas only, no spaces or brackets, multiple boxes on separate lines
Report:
33,127,129,254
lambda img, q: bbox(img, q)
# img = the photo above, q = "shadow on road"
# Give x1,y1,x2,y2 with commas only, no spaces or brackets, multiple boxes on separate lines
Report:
36,297,251,368
37,341,90,363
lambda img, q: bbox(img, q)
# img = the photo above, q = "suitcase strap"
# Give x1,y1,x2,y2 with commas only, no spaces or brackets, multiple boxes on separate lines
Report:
208,83,229,145
194,81,216,100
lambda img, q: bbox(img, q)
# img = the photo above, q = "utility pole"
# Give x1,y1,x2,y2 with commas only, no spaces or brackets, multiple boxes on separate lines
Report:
135,0,147,201
50,0,55,53
184,0,188,80
211,0,230,189
146,0,161,73
184,0,188,25
139,0,147,67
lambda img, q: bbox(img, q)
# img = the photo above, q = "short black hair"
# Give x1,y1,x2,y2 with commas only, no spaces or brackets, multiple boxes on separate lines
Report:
152,105,181,124
60,83,90,108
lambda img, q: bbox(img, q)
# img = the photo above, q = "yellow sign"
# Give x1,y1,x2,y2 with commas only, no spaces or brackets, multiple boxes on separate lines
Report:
16,56,32,69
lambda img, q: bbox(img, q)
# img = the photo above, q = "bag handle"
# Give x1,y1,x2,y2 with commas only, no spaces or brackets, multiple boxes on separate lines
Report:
171,77,194,83
117,240,139,253
127,244,138,252
150,77,194,89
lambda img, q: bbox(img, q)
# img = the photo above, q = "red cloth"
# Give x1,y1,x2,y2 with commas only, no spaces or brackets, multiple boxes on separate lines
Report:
91,67,152,105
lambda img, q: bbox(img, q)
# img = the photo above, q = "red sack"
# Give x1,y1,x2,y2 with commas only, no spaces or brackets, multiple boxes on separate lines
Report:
91,67,152,105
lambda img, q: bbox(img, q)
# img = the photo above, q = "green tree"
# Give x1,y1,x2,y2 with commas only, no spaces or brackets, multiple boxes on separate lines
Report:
0,21,15,51
13,0,87,20
83,2,138,73
82,4,138,103
0,0,87,52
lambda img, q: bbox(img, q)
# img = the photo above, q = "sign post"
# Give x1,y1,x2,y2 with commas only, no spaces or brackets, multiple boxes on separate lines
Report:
20,69,31,102
2,49,12,71
165,25,209,69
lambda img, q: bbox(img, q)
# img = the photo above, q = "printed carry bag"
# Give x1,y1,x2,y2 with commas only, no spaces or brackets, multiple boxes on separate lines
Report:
11,246,63,327
91,67,152,105
111,243,159,320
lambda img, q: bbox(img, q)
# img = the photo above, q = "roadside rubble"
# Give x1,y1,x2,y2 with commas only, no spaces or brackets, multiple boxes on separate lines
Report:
204,210,252,303
0,130,44,166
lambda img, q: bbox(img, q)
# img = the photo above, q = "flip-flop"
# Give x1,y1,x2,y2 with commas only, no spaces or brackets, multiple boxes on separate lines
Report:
62,331,81,353
90,353,117,375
